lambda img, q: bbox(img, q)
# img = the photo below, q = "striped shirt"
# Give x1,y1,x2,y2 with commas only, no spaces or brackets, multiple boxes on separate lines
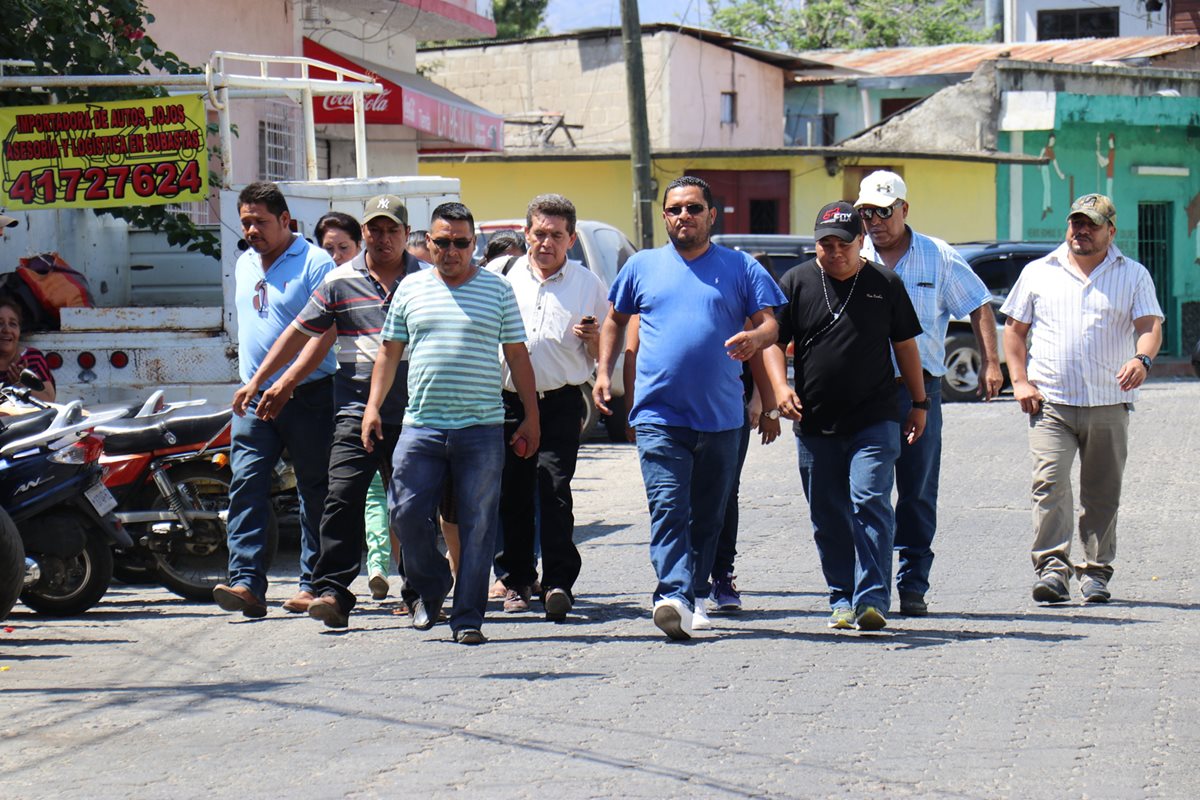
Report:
863,229,991,376
382,266,525,429
1000,243,1163,407
292,250,422,424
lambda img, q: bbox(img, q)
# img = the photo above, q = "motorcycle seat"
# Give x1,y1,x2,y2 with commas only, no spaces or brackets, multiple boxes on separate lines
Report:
0,407,59,448
95,403,232,455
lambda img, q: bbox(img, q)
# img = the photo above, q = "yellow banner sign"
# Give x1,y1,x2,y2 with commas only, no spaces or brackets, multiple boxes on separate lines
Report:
1,94,208,210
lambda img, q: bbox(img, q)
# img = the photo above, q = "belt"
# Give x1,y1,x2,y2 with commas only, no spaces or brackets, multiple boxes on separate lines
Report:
896,370,939,384
503,384,580,401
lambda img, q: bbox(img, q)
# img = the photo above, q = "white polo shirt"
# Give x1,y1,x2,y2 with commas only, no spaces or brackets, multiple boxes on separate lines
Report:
492,256,608,393
1000,243,1163,407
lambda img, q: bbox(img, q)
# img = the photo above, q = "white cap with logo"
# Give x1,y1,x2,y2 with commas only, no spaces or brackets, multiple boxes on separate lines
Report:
855,170,907,209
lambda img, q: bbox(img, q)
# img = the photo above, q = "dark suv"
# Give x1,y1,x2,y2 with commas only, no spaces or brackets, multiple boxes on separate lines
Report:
710,234,815,283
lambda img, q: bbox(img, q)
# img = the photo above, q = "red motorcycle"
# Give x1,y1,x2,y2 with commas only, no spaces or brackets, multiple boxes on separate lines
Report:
98,398,278,602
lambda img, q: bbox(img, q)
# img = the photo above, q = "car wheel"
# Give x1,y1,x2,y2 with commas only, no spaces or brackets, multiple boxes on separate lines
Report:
942,331,983,402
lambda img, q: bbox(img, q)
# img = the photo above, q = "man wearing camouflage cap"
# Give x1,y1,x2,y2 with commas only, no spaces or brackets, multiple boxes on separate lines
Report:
1001,193,1163,605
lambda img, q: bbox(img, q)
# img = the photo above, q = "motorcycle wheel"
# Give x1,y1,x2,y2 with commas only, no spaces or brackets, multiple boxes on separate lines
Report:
0,507,23,621
139,463,278,602
20,533,114,616
112,549,157,585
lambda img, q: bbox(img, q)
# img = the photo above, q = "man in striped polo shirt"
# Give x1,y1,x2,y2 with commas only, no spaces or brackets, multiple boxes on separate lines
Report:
1002,193,1163,605
364,202,540,645
233,194,421,628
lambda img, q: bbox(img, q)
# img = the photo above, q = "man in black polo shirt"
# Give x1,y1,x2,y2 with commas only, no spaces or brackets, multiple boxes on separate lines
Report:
763,201,928,632
233,194,422,627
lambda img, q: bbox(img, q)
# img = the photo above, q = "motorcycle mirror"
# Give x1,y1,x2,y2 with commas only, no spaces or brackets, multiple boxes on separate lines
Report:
19,369,45,392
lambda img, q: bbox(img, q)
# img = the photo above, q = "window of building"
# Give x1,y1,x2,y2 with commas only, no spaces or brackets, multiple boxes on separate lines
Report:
721,92,737,125
1036,8,1119,39
258,102,299,181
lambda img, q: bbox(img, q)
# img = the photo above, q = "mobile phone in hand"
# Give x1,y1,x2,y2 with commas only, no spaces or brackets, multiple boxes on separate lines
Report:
581,315,596,325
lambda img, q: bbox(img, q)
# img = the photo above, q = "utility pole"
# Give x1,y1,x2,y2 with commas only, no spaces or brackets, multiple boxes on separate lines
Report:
621,0,655,249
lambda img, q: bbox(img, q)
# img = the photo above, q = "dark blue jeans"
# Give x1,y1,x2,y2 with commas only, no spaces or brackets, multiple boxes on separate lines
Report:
894,378,943,597
635,424,740,610
390,424,504,633
712,410,752,579
226,378,333,599
795,420,900,612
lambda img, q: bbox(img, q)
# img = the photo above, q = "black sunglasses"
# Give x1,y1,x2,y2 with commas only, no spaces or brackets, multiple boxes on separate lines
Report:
858,202,902,221
664,203,707,217
429,237,473,250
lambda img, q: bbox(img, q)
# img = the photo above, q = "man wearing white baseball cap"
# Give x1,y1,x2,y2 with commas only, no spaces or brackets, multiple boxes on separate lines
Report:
856,170,1000,618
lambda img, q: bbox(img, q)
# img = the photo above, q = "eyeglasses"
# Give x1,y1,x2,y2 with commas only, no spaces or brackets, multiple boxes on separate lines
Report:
253,279,268,317
664,203,707,217
429,237,473,250
858,202,901,221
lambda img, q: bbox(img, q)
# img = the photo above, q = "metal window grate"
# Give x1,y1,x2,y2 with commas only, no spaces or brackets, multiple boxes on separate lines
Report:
258,102,299,182
1137,201,1172,351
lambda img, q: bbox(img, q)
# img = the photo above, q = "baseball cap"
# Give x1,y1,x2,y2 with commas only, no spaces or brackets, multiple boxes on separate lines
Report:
855,170,907,209
814,201,863,242
0,214,17,229
1067,193,1116,226
362,194,408,226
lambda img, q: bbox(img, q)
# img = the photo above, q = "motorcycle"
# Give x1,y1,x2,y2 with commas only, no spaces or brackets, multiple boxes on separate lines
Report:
0,373,132,616
98,397,279,602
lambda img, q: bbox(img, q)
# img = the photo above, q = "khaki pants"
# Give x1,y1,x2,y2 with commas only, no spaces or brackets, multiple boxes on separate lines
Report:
1027,402,1129,581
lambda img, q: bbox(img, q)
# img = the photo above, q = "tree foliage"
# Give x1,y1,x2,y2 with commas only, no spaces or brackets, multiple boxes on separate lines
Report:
2,1,219,258
492,0,550,40
705,0,993,51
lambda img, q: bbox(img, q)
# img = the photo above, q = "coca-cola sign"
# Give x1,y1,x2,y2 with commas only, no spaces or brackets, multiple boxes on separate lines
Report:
320,86,393,115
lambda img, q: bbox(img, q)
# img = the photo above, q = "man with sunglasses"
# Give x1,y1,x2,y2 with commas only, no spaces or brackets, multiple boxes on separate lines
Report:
594,176,784,641
232,194,423,628
855,170,998,618
214,181,337,619
364,202,539,645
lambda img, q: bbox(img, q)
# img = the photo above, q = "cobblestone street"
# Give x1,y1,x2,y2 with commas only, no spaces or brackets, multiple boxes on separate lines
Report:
2,380,1197,798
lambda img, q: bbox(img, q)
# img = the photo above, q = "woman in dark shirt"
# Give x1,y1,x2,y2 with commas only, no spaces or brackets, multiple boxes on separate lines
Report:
0,299,55,402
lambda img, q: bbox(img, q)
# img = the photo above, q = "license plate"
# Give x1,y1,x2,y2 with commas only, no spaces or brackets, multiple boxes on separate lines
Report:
85,480,118,516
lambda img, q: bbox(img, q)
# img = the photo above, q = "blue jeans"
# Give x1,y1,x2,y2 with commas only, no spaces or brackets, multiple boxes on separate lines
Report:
390,424,504,633
636,424,740,610
712,410,752,579
894,378,943,597
226,378,334,599
795,420,901,612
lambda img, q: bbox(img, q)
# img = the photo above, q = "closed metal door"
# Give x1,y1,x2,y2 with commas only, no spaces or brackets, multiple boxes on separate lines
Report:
1137,202,1173,353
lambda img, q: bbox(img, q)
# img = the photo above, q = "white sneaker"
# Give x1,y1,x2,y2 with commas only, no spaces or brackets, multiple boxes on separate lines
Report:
692,602,712,630
652,597,692,640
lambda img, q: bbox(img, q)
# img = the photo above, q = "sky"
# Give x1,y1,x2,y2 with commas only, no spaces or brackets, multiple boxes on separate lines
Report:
544,0,711,34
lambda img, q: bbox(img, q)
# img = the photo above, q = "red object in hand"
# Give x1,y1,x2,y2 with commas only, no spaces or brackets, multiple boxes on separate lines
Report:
512,436,528,457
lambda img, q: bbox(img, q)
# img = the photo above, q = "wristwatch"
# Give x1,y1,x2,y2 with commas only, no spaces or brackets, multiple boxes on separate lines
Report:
1133,353,1153,372
911,397,931,411
765,408,781,420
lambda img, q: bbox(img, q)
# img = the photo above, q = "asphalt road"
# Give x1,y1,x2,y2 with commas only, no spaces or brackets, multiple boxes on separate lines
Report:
2,378,1198,798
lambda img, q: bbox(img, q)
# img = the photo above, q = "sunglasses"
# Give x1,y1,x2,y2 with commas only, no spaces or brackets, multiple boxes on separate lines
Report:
664,203,707,217
858,202,901,221
429,237,473,250
252,278,268,317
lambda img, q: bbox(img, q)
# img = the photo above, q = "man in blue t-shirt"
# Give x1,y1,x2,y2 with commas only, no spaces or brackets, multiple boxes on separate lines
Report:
594,176,785,641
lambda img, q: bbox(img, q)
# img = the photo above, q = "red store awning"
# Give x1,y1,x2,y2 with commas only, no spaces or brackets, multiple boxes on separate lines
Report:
303,37,503,153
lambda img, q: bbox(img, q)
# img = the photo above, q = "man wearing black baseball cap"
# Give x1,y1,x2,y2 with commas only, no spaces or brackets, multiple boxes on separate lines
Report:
762,201,928,632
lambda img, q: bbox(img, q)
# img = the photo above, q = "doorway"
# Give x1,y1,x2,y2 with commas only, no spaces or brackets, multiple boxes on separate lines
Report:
685,170,791,236
1137,201,1173,353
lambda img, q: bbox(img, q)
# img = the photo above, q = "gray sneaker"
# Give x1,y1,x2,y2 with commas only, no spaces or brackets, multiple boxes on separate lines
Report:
1032,572,1070,604
1080,575,1111,603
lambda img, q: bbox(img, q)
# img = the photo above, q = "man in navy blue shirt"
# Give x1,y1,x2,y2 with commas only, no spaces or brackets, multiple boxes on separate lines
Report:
594,176,785,641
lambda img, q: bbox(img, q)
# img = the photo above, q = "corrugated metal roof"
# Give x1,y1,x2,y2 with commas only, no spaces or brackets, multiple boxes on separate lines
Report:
793,35,1200,82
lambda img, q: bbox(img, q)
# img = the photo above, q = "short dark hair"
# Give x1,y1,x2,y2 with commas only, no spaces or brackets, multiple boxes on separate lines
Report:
484,230,527,262
430,202,474,230
315,211,361,246
526,193,577,235
407,229,428,250
238,181,289,217
0,298,23,326
662,176,714,209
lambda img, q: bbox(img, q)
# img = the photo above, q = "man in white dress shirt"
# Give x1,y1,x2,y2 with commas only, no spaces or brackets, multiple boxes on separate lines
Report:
1001,193,1163,605
491,194,608,621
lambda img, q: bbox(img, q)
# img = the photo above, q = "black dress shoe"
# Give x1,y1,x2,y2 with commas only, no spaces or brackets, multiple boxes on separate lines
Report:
411,599,434,630
898,591,928,617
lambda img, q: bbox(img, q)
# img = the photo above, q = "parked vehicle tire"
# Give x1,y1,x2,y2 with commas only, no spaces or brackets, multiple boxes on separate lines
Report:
602,393,629,443
139,463,278,602
111,549,157,585
20,530,114,616
0,507,23,621
942,330,984,403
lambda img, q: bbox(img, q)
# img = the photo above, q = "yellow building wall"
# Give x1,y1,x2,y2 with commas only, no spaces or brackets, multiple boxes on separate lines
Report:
419,156,997,248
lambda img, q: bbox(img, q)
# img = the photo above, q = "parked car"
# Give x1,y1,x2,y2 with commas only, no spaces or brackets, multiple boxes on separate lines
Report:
943,241,1057,402
710,234,816,284
476,219,638,440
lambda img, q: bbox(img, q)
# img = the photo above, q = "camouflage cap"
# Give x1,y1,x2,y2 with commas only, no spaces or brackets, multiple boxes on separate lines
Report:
1068,193,1116,226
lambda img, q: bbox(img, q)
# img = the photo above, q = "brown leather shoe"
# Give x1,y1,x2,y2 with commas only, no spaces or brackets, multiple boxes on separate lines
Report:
281,590,315,613
213,583,268,618
502,585,531,613
307,594,349,628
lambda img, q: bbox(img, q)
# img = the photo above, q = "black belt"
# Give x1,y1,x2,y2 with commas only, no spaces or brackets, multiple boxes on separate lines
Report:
897,370,938,384
503,384,580,401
